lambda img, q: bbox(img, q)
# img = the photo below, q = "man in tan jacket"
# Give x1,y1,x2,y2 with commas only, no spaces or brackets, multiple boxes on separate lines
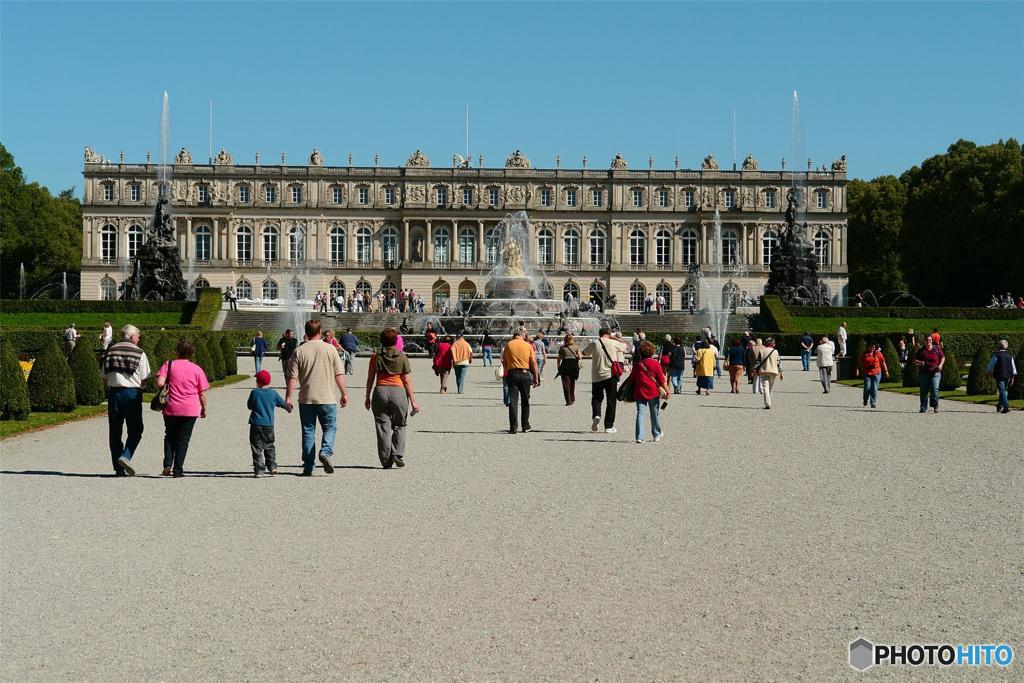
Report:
753,337,784,409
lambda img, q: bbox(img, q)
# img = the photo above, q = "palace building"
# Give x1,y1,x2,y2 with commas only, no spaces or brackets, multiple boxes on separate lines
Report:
80,147,850,310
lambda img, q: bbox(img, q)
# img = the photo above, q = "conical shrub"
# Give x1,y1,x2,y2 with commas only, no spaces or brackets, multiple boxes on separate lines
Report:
219,335,237,376
1010,346,1024,401
850,337,867,377
0,338,31,420
903,345,921,388
67,338,105,405
27,338,77,412
154,334,177,369
204,336,226,380
965,345,997,396
939,350,961,391
137,332,161,392
881,338,902,384
193,336,215,379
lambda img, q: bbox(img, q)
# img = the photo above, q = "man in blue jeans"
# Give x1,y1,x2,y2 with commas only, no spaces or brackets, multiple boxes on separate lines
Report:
986,339,1018,414
285,319,348,475
101,324,151,476
799,331,814,371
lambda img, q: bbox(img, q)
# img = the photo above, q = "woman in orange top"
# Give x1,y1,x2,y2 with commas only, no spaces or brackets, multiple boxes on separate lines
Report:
365,328,420,468
432,335,454,393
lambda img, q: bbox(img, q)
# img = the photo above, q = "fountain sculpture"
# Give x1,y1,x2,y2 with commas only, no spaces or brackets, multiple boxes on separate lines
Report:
120,92,187,301
764,192,822,305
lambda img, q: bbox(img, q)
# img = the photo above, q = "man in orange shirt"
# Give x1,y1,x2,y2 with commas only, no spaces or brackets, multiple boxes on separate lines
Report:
500,329,540,434
450,332,473,394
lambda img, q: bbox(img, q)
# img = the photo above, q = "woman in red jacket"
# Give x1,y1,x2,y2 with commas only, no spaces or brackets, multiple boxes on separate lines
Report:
432,335,453,393
632,340,669,444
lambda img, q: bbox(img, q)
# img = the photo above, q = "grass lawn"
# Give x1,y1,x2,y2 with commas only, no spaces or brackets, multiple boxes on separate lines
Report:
836,379,1024,410
0,311,184,328
0,374,250,440
790,317,1024,334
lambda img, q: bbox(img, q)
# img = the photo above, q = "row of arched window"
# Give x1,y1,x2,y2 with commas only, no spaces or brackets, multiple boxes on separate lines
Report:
96,223,834,269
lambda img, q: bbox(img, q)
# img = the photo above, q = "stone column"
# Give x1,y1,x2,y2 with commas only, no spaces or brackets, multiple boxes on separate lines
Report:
402,219,410,262
425,220,434,263
700,221,708,266
673,224,682,268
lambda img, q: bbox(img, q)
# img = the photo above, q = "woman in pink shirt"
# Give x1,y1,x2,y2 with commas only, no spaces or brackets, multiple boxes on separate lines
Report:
155,340,210,477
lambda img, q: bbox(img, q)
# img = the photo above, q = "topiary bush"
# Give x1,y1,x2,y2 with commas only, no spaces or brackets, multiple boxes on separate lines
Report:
137,332,161,392
193,335,215,380
0,338,31,420
939,350,961,391
219,335,237,376
66,340,105,405
903,344,921,388
965,345,997,396
154,334,178,369
881,338,902,384
204,336,226,380
27,338,77,412
1009,346,1024,401
849,338,868,377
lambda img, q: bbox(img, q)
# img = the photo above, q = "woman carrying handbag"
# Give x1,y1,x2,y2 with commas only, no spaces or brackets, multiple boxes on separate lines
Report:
630,341,669,443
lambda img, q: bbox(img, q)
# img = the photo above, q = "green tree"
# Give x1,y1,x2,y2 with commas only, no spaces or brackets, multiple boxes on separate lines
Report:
26,338,77,412
0,144,83,298
67,339,105,405
0,339,31,419
939,350,962,391
965,345,997,396
880,338,902,384
847,176,907,295
900,139,1024,305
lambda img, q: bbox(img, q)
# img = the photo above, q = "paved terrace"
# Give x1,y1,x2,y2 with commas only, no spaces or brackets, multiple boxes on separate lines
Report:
1,357,1020,680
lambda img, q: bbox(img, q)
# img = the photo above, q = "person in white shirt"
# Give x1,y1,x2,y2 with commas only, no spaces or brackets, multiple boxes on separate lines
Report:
815,335,836,393
102,324,152,476
656,294,665,314
63,323,79,354
99,321,113,350
837,322,848,358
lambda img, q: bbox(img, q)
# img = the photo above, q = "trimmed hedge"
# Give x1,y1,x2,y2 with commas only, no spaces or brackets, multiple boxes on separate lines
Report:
903,344,921,388
205,336,226,380
966,345,997,396
1011,346,1024,400
0,338,31,420
193,335,215,380
67,340,105,405
0,299,185,315
792,306,1024,320
189,288,224,330
27,338,76,412
759,295,797,333
220,336,237,375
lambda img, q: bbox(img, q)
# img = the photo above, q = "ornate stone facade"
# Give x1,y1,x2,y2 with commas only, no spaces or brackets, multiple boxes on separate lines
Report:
80,152,849,308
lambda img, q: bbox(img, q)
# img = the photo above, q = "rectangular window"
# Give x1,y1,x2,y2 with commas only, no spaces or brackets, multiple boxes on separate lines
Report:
291,186,302,203
358,187,369,204
239,186,250,203
684,190,695,208
488,187,499,206
658,189,669,207
566,189,576,207
333,186,343,203
265,186,276,203
103,184,113,201
631,189,642,207
198,185,209,203
592,189,603,207
384,187,395,205
725,190,735,208
436,187,447,206
817,191,827,209
462,187,473,206
129,184,140,202
540,189,551,207
764,190,775,209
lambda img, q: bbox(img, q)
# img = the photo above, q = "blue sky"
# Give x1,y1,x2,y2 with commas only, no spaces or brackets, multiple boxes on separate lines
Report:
2,1,1022,196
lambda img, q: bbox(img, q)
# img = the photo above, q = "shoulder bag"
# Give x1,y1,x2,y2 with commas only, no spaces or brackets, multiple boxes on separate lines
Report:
600,339,624,378
617,358,658,403
150,360,172,411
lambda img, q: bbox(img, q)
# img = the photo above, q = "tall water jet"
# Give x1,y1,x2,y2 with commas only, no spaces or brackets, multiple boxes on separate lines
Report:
699,210,745,340
18,263,25,299
159,91,169,185
62,272,68,300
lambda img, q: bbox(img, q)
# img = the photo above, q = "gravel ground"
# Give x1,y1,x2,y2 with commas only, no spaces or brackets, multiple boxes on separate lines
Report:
1,357,1021,681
